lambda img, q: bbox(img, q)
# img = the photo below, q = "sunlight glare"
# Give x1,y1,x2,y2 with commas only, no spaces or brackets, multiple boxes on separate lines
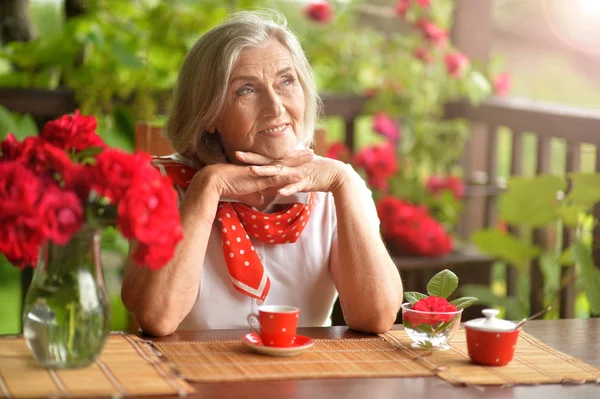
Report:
577,0,600,16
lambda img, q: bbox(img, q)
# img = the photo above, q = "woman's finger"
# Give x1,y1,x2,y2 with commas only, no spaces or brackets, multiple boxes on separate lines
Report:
278,180,304,196
283,150,314,167
237,149,314,167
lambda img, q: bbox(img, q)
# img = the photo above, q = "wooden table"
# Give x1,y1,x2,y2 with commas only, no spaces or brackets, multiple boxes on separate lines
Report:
146,319,600,399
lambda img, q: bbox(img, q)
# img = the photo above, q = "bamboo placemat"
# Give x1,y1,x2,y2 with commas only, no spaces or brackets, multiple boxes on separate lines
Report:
0,333,194,398
154,329,600,386
154,336,434,382
383,329,600,386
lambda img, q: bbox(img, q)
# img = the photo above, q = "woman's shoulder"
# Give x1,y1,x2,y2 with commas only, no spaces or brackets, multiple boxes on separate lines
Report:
151,153,200,188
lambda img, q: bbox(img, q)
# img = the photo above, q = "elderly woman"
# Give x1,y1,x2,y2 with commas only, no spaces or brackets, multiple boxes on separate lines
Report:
121,10,402,336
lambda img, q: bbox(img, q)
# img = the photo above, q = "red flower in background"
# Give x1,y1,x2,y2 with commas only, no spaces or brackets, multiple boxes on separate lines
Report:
395,0,410,17
395,0,430,18
426,175,465,200
415,20,448,48
444,52,469,78
414,47,433,63
40,110,104,152
493,72,512,96
325,141,351,163
372,112,401,142
305,2,333,23
376,196,453,257
353,143,398,191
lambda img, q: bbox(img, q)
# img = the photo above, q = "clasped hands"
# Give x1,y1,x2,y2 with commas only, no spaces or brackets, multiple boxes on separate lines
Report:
195,149,347,209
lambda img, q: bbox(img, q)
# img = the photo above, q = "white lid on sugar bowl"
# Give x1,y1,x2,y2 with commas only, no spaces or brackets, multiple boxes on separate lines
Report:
464,309,517,332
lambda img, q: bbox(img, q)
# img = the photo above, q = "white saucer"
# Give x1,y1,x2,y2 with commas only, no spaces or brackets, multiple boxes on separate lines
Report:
241,332,314,357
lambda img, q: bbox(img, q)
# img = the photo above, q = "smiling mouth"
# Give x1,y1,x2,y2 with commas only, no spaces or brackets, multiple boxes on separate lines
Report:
258,123,289,134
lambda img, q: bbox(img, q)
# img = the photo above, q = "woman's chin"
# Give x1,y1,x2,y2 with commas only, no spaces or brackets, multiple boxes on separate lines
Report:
256,145,297,161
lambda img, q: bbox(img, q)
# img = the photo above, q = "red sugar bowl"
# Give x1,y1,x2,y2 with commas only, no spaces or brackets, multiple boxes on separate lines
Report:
464,309,519,366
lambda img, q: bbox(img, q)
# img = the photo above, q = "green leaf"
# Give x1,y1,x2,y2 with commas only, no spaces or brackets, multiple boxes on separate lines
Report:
558,247,574,266
0,106,17,140
426,269,458,298
464,70,492,106
499,175,565,227
556,204,587,228
471,229,542,269
571,240,600,315
567,173,600,207
539,252,560,300
16,114,38,139
71,146,104,163
450,297,479,309
404,291,428,305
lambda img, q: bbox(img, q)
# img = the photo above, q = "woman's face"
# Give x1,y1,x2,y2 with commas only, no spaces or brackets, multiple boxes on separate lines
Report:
213,38,305,162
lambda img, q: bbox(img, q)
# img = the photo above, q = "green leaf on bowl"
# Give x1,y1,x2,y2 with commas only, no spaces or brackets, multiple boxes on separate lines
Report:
450,297,479,309
426,269,458,298
404,291,428,305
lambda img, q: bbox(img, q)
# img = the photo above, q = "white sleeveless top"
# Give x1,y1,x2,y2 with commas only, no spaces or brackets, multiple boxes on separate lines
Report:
177,190,341,330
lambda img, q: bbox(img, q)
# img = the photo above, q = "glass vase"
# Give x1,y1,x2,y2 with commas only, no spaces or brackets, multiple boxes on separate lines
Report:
22,226,111,369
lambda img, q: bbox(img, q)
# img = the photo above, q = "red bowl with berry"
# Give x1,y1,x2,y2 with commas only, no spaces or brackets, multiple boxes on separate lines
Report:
401,297,463,350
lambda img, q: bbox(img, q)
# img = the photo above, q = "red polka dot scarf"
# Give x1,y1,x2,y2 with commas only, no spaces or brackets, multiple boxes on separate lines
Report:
153,156,314,301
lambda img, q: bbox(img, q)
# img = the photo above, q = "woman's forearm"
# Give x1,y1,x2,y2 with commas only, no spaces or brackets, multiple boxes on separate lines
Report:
121,171,220,336
331,167,403,333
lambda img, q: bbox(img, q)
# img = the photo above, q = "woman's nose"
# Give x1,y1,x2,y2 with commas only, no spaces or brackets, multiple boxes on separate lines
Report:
261,89,284,118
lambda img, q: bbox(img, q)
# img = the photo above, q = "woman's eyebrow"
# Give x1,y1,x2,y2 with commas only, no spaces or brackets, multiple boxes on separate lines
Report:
230,67,294,83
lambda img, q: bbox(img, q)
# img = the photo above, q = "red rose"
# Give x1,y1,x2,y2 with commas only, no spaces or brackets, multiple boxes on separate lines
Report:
91,149,154,202
117,175,183,269
493,72,511,96
132,240,178,270
117,176,181,243
305,2,333,23
325,142,351,163
0,163,45,267
12,136,78,188
415,20,448,48
38,187,85,245
0,133,24,161
40,110,105,152
372,112,401,143
444,52,469,78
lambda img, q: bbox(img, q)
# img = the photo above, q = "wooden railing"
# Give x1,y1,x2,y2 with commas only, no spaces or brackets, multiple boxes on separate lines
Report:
445,96,600,318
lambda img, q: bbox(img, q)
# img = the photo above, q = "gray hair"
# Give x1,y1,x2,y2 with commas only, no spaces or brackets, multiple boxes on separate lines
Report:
165,10,321,166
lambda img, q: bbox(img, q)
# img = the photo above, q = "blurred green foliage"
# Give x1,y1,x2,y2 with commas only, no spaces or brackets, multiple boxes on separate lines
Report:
467,174,600,319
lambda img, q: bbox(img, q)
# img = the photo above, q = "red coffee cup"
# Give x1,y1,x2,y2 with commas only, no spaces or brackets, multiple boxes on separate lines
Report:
464,309,519,366
247,305,300,348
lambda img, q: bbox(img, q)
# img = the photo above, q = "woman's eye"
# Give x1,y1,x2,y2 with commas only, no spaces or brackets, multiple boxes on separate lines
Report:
282,76,296,85
236,87,254,96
